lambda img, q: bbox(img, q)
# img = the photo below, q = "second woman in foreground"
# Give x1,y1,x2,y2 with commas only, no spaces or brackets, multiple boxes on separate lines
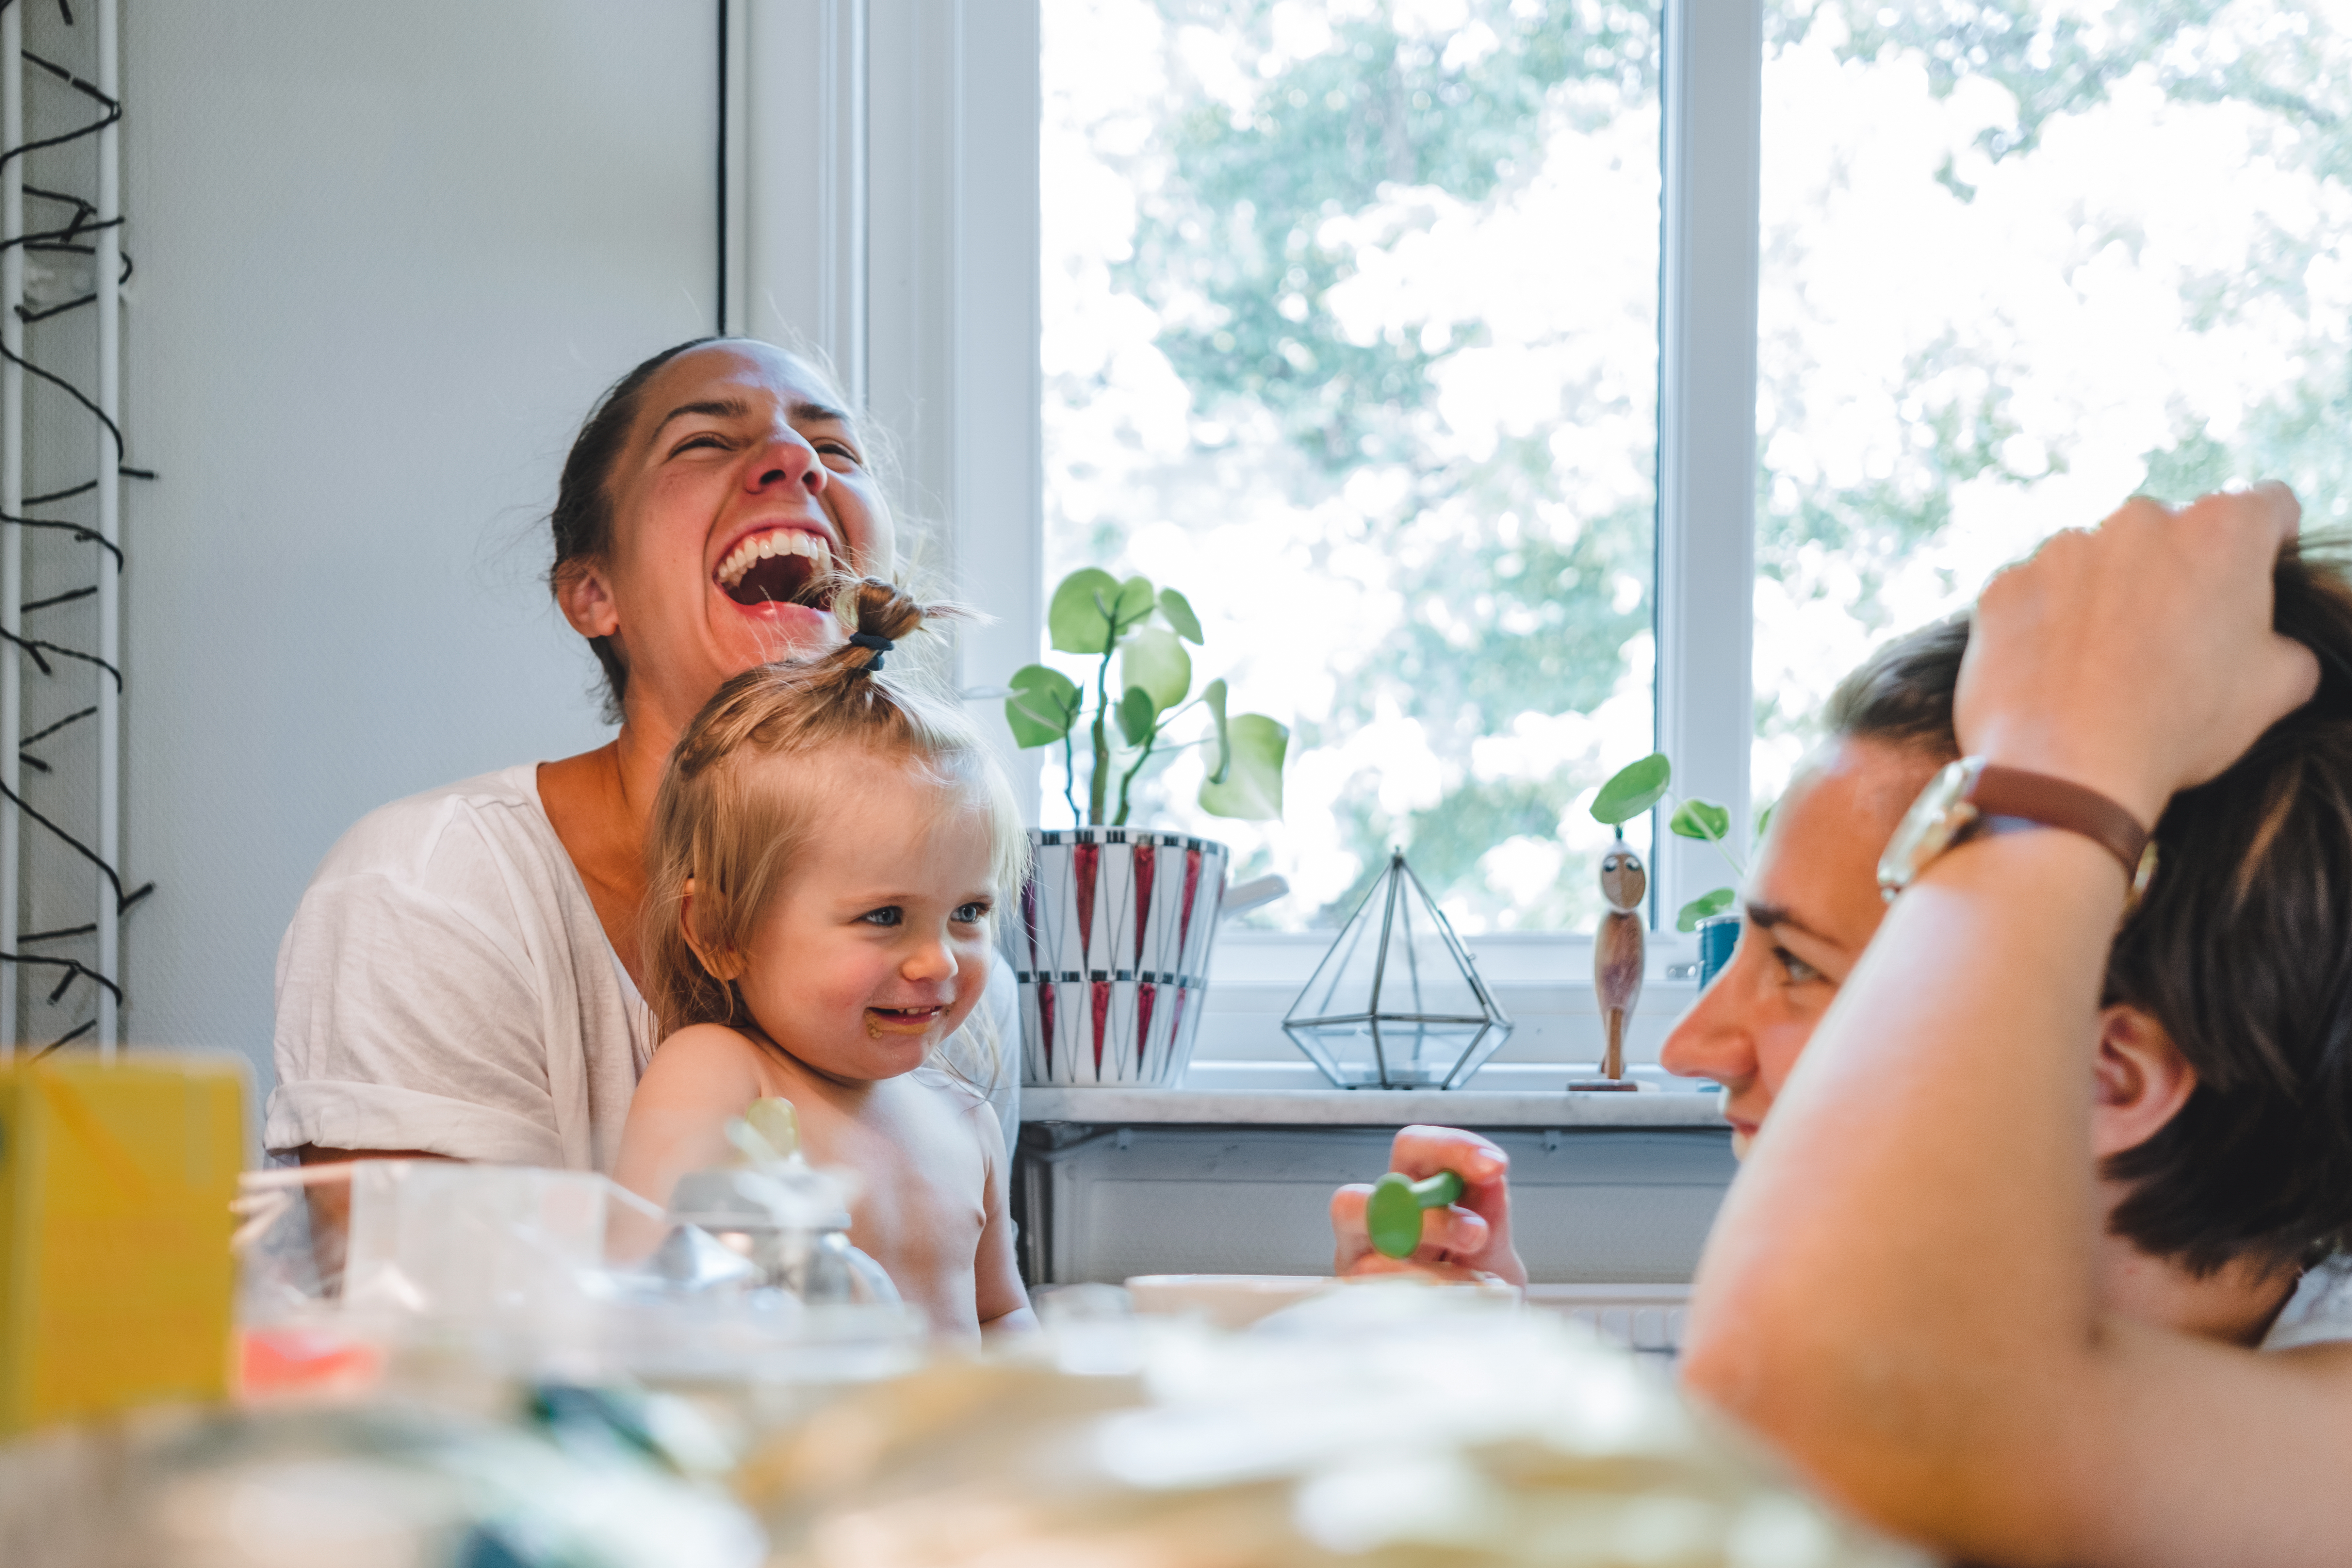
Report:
612,580,1035,1342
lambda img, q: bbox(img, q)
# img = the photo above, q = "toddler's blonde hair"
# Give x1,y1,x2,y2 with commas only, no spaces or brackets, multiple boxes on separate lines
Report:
640,578,1029,1078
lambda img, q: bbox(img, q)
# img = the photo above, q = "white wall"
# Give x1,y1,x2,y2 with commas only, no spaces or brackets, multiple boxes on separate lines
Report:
120,1,717,1087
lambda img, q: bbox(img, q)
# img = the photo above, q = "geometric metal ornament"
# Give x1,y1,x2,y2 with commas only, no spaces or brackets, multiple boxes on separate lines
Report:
1282,850,1512,1089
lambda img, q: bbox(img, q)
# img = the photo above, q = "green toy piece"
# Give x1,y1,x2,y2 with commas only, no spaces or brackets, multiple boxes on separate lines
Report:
1364,1169,1465,1259
726,1097,803,1168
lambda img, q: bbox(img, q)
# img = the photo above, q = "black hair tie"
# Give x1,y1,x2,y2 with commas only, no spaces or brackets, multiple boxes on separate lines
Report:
847,630,894,674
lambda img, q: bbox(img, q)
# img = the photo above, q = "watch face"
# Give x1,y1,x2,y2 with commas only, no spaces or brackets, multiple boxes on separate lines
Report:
1877,757,1985,900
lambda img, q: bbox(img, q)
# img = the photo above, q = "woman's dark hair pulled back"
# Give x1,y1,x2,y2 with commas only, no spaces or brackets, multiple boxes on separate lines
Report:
1825,538,2352,1276
548,337,717,720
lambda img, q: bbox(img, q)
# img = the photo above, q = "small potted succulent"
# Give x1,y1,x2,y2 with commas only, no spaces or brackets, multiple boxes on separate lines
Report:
1002,568,1288,1088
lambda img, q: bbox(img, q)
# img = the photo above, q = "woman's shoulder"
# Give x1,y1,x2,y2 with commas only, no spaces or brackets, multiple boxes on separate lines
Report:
304,763,558,890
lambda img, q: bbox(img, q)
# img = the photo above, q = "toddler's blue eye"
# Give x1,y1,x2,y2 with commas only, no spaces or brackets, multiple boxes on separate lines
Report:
953,902,990,924
859,906,903,927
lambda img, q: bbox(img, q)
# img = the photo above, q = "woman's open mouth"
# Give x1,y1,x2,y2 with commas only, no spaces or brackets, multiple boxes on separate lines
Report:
716,527,833,609
864,1004,946,1039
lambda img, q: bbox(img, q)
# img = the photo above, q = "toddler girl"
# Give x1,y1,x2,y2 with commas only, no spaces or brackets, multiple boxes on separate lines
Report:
612,579,1034,1341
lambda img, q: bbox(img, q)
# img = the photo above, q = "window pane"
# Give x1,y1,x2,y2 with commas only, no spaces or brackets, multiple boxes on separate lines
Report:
1042,0,1663,933
1756,2,2352,803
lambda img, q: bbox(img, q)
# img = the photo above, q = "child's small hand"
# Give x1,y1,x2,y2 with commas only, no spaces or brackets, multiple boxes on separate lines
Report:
1330,1125,1527,1287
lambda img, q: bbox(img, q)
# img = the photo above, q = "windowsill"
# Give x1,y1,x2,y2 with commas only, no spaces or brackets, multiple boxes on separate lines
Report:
1210,926,1707,984
1020,1059,1728,1127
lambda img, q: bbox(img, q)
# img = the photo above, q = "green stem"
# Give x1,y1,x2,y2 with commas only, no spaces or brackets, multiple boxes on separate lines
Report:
1061,723,1079,826
1113,724,1160,826
1087,639,1115,827
1703,826,1745,880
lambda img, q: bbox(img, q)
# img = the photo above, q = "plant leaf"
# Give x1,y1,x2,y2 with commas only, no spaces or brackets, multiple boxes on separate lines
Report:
1121,626,1192,711
1591,752,1671,825
1116,685,1158,747
1199,713,1286,819
1003,664,1082,748
1755,801,1775,839
1202,678,1231,783
1675,887,1737,933
1112,575,1158,635
1669,798,1732,843
1048,567,1124,654
1158,586,1204,644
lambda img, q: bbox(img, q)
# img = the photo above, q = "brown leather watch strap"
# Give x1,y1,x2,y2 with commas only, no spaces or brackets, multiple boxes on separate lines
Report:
1969,763,2151,882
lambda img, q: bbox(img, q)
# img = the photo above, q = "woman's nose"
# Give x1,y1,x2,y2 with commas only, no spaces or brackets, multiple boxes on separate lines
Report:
1658,960,1758,1087
746,428,827,497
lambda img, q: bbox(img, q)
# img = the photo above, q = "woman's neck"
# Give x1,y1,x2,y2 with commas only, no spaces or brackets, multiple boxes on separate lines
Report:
2094,1222,2302,1347
538,712,682,987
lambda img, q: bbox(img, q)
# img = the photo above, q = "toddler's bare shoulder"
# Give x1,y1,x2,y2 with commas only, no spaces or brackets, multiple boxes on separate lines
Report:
639,1023,771,1094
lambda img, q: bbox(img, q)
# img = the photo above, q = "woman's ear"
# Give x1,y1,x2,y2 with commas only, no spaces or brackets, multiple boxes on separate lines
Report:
679,882,744,983
554,558,620,641
2091,1004,2197,1158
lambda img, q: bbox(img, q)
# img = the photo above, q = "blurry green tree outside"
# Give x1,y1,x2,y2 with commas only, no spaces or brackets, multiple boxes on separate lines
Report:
1042,0,2352,932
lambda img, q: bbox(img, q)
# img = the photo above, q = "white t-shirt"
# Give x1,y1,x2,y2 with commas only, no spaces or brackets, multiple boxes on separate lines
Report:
2263,1254,2352,1352
269,764,1018,1173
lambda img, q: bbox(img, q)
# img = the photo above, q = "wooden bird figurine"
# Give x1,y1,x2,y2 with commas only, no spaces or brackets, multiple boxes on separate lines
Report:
1590,832,1646,1085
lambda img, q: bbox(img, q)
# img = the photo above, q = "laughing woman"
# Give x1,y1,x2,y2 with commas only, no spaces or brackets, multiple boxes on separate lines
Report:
267,338,1013,1175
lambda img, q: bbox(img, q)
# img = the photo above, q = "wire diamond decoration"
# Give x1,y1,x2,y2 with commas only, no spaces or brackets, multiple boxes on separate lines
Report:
1283,850,1512,1089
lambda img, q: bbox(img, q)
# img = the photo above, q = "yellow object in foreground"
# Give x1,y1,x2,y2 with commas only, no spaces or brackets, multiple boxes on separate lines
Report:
0,1056,243,1434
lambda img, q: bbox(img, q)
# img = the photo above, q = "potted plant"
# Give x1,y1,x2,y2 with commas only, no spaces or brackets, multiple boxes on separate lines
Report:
1592,752,1765,994
1587,752,1756,932
1001,568,1288,1088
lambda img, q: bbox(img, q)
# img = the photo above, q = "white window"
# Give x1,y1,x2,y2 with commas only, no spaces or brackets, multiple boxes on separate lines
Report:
747,1,2352,1053
1041,1,1669,939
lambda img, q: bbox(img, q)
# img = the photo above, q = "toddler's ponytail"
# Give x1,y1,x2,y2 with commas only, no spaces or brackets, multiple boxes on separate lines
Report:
815,575,947,689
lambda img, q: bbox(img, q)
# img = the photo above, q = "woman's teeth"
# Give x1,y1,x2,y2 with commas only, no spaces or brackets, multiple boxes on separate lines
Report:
717,529,830,590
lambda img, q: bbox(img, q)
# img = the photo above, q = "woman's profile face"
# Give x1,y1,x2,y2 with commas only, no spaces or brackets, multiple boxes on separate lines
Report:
1658,736,1941,1156
569,340,896,732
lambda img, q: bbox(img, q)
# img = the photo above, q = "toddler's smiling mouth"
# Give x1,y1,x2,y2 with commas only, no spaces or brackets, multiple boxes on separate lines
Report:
865,1004,946,1038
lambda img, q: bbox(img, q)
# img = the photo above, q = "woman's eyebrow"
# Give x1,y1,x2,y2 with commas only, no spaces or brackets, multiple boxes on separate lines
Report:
649,397,852,440
649,397,749,439
1744,900,1842,950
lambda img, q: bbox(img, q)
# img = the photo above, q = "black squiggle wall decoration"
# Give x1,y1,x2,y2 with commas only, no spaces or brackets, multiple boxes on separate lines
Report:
0,0,151,1060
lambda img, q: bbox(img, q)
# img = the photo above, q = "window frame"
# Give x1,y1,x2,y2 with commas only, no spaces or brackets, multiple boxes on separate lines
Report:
737,0,1764,1059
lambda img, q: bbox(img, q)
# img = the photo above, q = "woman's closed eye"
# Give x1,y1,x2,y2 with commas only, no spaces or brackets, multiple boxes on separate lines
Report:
1772,945,1824,986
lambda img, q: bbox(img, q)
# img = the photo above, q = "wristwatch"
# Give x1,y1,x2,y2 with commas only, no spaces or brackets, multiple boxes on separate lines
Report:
1877,756,2160,909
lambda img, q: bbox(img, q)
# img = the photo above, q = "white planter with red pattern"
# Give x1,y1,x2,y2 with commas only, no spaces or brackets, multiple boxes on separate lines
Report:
1012,827,1230,1087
